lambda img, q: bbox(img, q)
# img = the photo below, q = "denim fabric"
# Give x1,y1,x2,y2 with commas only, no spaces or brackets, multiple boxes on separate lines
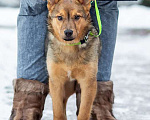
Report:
90,1,119,81
19,0,47,15
17,0,48,83
17,0,118,83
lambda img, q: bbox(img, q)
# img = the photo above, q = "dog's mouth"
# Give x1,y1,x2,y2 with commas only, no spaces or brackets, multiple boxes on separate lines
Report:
63,38,75,41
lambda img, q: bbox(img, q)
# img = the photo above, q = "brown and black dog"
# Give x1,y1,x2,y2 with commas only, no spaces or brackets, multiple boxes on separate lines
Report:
46,0,101,119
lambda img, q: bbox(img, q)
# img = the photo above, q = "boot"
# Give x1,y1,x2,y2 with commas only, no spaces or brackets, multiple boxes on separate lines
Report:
76,81,116,120
9,78,49,120
90,81,116,120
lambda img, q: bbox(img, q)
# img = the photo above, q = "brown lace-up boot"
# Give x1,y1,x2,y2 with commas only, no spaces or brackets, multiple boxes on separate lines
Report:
76,81,116,120
9,78,49,120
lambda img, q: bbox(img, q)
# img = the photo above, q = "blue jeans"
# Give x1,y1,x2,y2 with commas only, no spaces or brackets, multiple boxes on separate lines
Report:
17,0,118,83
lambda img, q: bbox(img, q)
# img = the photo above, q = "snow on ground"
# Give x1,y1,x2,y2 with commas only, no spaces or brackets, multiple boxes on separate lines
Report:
119,5,150,29
113,31,150,120
0,5,150,120
0,7,18,27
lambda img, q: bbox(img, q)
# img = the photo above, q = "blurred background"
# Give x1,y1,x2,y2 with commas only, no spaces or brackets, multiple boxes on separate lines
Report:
0,0,150,120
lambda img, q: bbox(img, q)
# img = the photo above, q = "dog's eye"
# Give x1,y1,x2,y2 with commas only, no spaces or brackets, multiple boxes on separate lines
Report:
57,16,63,21
74,15,80,20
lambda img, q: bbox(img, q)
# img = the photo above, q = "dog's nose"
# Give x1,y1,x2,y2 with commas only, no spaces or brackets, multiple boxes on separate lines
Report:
64,30,73,37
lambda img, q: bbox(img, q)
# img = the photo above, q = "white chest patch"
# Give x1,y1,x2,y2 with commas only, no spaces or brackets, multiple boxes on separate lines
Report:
67,71,75,81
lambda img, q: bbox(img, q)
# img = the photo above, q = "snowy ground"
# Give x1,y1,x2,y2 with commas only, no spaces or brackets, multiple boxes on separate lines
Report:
0,5,150,120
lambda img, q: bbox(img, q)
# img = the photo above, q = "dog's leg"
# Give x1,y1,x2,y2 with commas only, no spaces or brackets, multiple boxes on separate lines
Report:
49,80,67,120
77,79,97,120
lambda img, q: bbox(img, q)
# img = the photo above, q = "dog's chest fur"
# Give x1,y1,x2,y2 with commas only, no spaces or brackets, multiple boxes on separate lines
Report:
47,30,100,66
46,28,101,81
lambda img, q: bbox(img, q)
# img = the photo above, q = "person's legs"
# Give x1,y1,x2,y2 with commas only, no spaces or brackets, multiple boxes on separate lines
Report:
89,1,118,120
17,0,48,83
10,1,49,119
90,1,118,81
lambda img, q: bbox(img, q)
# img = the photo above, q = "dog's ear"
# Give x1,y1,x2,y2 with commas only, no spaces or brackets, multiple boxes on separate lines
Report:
78,0,91,11
47,0,59,12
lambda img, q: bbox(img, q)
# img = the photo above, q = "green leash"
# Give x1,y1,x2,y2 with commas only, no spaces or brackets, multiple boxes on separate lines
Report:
90,0,102,37
68,0,102,46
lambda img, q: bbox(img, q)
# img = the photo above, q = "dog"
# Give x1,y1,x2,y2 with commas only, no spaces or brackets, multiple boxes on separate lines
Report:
46,0,101,119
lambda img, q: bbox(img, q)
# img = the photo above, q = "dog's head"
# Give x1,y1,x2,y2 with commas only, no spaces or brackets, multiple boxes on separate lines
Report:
47,0,91,44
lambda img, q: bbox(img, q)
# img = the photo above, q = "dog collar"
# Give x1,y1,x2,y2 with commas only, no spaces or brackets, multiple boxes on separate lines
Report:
67,31,92,46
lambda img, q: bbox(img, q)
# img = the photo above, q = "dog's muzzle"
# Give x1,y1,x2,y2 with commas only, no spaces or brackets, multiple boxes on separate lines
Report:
64,29,74,41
